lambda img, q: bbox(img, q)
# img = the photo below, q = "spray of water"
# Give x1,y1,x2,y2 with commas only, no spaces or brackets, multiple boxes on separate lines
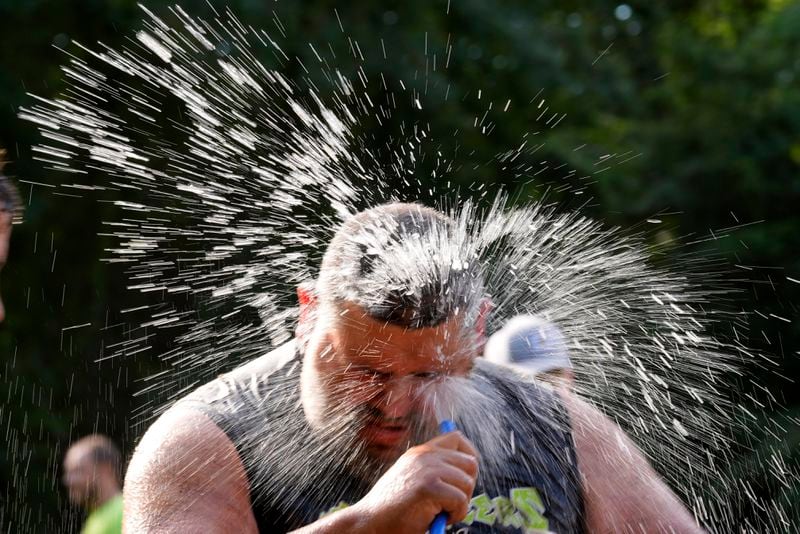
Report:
18,4,797,531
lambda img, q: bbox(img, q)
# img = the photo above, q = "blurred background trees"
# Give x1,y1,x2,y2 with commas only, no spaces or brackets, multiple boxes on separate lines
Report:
0,0,798,530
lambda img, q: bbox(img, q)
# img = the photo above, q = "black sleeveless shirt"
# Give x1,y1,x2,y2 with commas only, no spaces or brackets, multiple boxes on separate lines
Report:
180,341,585,533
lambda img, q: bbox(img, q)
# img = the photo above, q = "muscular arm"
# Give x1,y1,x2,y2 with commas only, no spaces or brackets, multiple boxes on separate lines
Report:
123,407,259,533
562,393,705,533
125,407,375,534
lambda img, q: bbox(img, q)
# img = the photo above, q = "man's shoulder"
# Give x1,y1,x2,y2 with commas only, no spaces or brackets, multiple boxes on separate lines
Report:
128,406,232,474
228,339,299,378
473,359,559,405
473,359,572,440
182,340,299,406
123,405,258,531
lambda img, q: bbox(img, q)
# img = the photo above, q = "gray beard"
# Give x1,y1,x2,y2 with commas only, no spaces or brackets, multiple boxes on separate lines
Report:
310,396,438,486
299,358,438,485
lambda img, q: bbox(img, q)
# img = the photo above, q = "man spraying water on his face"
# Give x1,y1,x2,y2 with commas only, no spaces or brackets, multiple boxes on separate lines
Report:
125,203,703,533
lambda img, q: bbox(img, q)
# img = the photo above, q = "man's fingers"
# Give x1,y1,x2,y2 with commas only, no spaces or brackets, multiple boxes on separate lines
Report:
415,432,479,526
440,450,479,479
431,431,479,458
437,463,477,498
427,481,471,525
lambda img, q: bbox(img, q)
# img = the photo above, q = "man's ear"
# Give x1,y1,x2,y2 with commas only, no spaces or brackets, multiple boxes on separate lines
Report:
475,297,493,340
297,282,318,326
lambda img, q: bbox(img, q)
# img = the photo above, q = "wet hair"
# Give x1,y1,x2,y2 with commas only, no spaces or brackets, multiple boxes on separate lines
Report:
317,203,484,329
71,434,122,481
0,150,22,223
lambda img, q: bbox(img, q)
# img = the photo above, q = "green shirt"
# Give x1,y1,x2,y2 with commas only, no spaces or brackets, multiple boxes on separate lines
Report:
82,494,123,534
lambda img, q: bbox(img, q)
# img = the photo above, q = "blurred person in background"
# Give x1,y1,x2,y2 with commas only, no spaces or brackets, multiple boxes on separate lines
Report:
485,315,574,389
63,434,124,534
0,148,21,323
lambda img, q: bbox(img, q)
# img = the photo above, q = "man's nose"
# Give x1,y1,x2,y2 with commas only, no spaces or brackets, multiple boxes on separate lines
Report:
376,378,417,420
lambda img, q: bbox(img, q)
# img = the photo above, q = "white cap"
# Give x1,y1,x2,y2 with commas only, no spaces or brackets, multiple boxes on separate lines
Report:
484,315,572,375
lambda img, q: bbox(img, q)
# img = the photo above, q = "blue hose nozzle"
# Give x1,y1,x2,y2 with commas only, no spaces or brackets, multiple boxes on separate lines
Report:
429,419,457,534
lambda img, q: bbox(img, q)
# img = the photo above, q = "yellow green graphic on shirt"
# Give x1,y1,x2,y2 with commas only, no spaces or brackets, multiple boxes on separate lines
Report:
319,487,548,531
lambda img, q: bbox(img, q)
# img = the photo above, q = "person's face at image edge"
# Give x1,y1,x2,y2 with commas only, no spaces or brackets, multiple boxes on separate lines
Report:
0,213,11,323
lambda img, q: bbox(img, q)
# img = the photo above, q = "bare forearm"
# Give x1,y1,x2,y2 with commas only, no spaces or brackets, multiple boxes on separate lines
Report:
583,480,704,533
289,504,373,534
564,393,704,533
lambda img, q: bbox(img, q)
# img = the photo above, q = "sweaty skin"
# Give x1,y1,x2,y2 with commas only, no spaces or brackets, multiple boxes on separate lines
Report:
563,392,703,533
124,407,259,533
300,301,476,460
